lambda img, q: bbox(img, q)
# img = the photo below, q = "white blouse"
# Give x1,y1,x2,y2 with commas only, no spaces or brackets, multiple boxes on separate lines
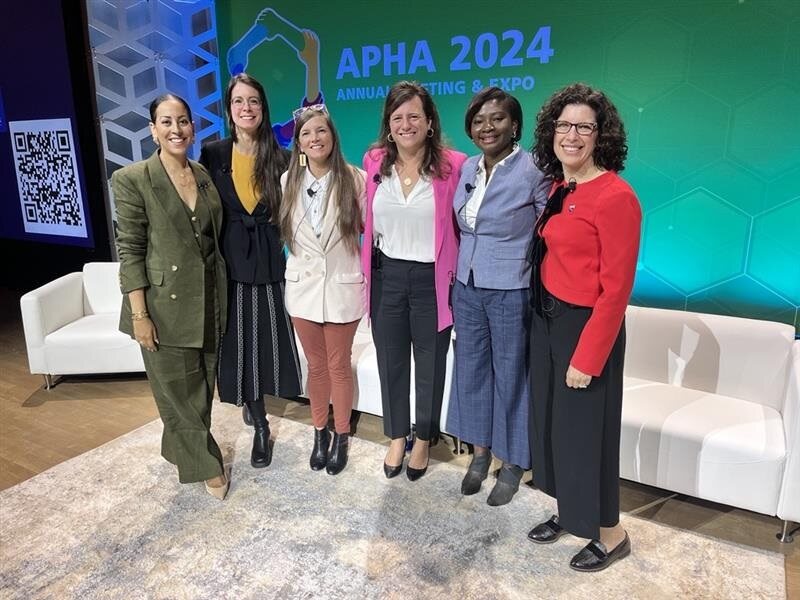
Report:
462,145,520,229
302,168,331,237
372,166,435,263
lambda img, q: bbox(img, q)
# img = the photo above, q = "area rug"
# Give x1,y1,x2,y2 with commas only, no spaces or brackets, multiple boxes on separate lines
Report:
0,403,785,600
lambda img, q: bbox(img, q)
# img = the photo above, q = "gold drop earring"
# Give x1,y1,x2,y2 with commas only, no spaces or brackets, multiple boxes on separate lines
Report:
299,152,307,167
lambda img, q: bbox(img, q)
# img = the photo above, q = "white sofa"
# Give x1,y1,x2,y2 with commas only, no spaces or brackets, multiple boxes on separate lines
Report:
20,262,144,388
20,263,799,535
297,305,799,536
620,306,799,536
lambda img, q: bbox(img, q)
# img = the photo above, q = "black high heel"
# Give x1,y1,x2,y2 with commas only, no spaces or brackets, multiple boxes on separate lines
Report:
383,460,403,478
406,439,430,481
406,459,428,481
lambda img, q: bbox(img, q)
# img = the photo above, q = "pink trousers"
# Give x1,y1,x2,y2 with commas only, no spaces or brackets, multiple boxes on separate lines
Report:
292,317,360,434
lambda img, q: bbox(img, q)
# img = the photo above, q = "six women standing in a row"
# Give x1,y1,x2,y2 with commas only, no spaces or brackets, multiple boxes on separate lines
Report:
115,77,640,573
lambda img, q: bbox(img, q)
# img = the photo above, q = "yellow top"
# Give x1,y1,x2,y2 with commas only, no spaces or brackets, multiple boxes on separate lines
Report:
231,147,259,214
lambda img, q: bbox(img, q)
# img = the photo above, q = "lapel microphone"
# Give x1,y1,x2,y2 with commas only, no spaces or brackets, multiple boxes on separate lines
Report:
568,178,577,192
373,173,382,184
465,183,475,194
307,187,316,197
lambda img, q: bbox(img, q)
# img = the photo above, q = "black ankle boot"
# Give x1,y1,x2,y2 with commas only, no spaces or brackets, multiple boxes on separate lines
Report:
326,432,349,475
247,400,272,468
310,427,330,471
251,426,271,468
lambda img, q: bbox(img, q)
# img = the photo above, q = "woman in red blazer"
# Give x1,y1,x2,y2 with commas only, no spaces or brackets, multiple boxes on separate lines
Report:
527,83,641,572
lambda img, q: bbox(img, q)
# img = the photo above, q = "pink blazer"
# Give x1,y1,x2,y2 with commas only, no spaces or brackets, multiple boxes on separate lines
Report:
361,147,467,331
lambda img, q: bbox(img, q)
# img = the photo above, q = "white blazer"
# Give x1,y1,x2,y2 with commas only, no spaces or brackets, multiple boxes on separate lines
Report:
282,167,367,324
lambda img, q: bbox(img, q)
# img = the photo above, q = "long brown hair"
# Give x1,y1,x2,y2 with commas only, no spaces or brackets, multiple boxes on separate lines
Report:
224,73,288,220
279,108,362,255
370,81,451,179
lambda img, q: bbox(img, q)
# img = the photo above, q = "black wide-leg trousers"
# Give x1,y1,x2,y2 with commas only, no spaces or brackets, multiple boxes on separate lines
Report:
371,253,451,441
529,291,626,540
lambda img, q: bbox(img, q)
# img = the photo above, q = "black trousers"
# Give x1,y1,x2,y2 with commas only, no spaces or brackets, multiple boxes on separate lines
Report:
529,291,625,540
371,253,451,440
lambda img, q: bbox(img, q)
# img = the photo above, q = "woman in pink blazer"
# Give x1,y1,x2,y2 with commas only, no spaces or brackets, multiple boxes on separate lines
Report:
279,106,366,475
361,81,467,481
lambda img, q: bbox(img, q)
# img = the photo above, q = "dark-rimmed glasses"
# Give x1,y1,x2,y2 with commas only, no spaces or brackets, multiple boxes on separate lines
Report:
553,120,598,136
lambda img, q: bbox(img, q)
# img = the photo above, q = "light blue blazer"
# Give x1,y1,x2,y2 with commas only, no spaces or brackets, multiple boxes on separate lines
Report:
454,150,550,289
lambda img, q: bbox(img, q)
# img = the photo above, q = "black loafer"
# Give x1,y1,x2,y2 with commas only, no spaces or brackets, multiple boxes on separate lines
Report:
527,515,566,544
569,532,631,572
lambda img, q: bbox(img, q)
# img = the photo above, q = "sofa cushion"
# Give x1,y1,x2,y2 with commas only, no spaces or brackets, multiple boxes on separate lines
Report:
624,305,795,412
44,314,144,375
620,377,785,515
82,262,124,315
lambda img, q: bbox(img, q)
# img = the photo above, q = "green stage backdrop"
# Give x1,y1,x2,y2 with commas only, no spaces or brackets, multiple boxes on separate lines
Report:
215,0,800,331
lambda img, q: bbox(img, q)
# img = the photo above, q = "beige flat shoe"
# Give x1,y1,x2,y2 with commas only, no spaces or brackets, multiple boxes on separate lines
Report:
204,472,229,501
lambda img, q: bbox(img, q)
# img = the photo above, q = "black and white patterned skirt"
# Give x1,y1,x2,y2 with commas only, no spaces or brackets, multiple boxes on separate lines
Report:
217,280,303,405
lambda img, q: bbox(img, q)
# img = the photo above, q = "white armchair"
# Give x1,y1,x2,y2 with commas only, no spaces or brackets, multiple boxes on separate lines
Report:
20,262,144,388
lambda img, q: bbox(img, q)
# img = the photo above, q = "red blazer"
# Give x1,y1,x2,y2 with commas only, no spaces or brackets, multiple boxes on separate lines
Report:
541,172,642,375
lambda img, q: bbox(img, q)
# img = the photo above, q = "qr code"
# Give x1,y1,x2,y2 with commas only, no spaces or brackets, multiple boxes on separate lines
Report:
9,118,87,238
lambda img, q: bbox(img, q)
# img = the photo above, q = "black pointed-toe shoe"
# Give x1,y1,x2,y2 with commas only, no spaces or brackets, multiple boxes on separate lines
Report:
461,451,491,495
310,427,330,471
527,515,566,544
406,458,429,482
569,532,631,572
326,432,349,475
383,461,403,478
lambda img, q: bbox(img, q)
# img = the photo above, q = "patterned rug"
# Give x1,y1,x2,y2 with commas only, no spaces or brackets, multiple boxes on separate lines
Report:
0,403,785,599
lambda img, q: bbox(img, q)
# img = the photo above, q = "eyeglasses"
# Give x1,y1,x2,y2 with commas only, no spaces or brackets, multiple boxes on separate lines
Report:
553,120,598,136
292,104,329,120
231,97,262,108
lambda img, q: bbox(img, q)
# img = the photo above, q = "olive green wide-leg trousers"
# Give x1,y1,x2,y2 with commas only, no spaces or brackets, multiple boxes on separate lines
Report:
141,345,224,483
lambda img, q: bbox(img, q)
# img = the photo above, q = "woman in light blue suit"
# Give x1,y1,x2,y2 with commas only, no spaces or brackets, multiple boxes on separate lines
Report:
446,87,549,506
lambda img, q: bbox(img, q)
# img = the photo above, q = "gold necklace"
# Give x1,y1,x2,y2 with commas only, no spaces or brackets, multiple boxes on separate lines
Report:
397,164,417,187
168,165,195,188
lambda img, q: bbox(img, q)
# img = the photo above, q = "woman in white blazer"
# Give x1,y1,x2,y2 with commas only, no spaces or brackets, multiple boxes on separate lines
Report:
279,105,366,475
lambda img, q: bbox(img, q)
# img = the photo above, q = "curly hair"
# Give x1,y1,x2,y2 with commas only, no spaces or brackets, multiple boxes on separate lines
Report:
369,81,452,180
532,83,628,181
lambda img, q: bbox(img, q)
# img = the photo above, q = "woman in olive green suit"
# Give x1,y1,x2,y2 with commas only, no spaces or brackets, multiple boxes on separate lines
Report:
113,93,230,500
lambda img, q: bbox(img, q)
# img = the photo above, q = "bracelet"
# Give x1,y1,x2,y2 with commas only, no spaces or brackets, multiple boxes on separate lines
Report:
131,310,150,321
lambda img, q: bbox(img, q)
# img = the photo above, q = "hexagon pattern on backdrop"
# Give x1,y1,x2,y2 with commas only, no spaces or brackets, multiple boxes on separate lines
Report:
609,3,800,332
84,1,799,331
87,0,223,230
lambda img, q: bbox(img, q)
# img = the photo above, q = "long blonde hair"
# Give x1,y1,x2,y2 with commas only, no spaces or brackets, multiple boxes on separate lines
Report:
279,108,362,255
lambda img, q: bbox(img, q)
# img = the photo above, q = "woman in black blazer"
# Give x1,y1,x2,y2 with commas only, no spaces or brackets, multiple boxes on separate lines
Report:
200,73,302,468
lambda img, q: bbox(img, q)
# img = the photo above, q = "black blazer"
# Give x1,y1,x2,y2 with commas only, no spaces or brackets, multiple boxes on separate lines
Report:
199,138,287,285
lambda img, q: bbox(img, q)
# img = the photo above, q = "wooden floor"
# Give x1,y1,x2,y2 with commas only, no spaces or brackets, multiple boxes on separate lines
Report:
1,287,797,598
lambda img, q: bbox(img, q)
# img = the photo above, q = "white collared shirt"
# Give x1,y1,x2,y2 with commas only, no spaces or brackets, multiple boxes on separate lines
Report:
373,166,435,263
302,168,331,237
463,145,520,230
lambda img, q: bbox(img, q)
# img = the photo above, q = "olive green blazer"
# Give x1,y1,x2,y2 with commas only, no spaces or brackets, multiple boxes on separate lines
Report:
113,151,227,348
